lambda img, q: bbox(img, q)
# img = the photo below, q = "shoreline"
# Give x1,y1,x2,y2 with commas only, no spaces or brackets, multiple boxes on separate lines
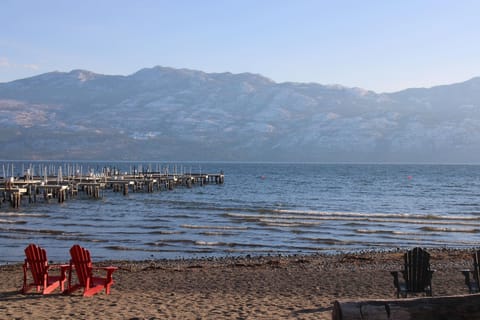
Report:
2,245,476,267
1,248,476,319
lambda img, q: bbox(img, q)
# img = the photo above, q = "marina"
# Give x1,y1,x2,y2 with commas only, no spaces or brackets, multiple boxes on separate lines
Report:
0,162,224,208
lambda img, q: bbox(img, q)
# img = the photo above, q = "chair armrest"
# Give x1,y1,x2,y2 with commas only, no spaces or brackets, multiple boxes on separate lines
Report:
462,270,472,286
92,266,118,271
92,266,118,277
49,264,70,271
427,270,435,279
59,264,70,277
92,266,118,285
46,264,69,275
390,271,400,288
105,267,118,278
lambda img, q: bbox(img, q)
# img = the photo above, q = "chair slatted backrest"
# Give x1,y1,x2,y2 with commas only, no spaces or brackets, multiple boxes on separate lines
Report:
70,244,93,286
25,244,48,283
405,247,430,292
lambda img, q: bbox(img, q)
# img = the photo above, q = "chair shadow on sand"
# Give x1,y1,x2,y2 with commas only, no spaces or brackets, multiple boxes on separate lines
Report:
0,289,66,302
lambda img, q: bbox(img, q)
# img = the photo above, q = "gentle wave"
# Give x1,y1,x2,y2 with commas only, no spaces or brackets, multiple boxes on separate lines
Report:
247,209,480,221
180,224,249,230
223,212,480,231
0,212,50,218
0,219,27,224
419,226,480,233
258,219,320,227
84,239,110,243
198,231,238,236
0,227,67,235
104,245,160,252
142,225,173,230
355,229,418,235
59,223,97,227
147,230,186,235
298,237,354,245
195,241,224,246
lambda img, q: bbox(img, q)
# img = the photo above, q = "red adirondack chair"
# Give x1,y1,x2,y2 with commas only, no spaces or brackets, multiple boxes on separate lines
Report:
67,244,118,297
22,243,69,294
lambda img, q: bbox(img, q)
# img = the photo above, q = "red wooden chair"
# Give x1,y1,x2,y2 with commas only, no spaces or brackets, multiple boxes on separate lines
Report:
67,244,118,297
22,243,69,294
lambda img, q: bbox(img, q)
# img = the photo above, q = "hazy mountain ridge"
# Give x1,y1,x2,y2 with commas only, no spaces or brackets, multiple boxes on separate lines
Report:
1,66,480,163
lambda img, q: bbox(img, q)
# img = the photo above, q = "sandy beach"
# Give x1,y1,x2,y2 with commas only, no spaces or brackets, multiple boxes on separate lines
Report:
0,249,475,319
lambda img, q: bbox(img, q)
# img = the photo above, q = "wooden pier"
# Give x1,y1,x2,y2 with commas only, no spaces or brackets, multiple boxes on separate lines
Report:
0,167,224,208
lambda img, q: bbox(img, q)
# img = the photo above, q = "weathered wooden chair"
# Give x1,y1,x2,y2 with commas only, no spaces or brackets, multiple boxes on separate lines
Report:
67,244,118,297
22,243,69,294
390,247,434,298
462,249,480,293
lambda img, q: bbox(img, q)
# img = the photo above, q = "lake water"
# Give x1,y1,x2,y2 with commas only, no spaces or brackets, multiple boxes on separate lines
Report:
1,162,480,264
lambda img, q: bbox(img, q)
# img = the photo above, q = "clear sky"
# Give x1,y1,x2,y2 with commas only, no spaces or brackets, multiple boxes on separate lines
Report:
1,0,480,93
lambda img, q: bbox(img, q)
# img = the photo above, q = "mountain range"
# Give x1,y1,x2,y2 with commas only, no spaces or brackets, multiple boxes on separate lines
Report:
1,66,480,163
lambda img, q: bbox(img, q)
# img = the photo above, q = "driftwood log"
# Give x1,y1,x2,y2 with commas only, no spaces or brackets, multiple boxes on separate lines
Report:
332,293,480,320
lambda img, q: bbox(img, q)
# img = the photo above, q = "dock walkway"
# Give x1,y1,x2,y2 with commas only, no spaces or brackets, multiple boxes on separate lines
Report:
0,168,224,208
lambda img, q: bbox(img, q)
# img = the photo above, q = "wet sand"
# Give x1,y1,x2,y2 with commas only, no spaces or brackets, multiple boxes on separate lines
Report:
0,249,474,319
